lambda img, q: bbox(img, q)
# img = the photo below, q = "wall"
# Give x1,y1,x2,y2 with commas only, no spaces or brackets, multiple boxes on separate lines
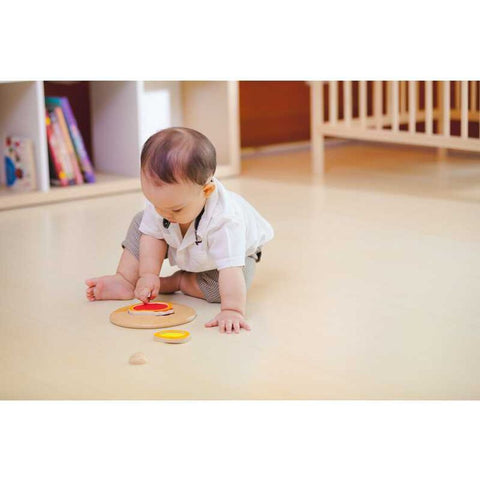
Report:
239,81,310,147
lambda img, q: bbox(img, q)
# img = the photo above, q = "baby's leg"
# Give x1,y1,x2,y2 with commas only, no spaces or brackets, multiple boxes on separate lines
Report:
85,212,143,301
194,255,257,304
158,271,205,299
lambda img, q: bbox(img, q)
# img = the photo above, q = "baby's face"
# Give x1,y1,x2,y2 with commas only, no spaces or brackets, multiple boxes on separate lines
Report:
141,172,208,225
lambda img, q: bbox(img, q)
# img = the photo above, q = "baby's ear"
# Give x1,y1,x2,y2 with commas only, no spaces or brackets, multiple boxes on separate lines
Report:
203,182,216,198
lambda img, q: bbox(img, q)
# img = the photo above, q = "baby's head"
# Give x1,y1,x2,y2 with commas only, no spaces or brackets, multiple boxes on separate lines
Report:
140,127,217,225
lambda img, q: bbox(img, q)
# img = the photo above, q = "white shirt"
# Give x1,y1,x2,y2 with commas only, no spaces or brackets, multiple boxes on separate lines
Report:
139,178,274,272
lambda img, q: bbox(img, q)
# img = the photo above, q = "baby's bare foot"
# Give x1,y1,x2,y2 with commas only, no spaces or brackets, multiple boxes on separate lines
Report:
85,274,134,301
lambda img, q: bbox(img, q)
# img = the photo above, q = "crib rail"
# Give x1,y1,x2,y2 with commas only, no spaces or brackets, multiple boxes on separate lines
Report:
310,81,480,174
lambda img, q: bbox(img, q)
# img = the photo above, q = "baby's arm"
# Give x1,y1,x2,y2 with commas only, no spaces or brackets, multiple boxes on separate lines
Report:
134,234,167,303
205,267,251,333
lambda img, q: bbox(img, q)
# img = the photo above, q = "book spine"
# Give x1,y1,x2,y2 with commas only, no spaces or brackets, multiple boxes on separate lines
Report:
54,106,84,185
45,110,68,187
48,110,76,185
59,97,95,183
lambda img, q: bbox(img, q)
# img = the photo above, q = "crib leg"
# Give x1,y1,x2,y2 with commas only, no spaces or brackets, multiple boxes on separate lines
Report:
435,147,449,187
312,133,325,175
436,147,448,160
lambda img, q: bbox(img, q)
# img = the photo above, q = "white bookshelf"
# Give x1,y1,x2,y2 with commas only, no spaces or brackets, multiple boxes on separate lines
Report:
0,81,240,210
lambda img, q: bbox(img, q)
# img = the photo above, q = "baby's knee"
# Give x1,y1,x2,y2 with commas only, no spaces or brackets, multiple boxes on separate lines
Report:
179,271,218,302
195,272,221,303
205,296,220,304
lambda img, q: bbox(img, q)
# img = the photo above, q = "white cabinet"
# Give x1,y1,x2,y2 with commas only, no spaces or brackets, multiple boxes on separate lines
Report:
0,81,240,210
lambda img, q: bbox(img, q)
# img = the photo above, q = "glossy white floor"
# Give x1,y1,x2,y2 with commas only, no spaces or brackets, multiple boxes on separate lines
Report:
1,142,479,399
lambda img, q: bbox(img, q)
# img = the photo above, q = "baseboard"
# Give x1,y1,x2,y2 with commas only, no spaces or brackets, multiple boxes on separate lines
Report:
241,138,352,158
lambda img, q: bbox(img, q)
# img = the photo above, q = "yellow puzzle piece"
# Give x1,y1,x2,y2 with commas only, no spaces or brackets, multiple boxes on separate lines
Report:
153,330,191,344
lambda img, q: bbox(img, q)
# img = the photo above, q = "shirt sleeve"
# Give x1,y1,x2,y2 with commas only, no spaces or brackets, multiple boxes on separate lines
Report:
139,201,165,240
208,217,246,270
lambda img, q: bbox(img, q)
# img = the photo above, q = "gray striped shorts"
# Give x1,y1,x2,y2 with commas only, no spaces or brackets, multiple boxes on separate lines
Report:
121,211,261,303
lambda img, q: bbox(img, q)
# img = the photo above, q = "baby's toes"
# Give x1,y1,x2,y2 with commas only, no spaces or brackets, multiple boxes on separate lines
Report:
85,278,97,287
86,287,96,301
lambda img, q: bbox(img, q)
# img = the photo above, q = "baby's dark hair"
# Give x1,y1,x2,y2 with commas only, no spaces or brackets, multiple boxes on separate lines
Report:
140,127,216,185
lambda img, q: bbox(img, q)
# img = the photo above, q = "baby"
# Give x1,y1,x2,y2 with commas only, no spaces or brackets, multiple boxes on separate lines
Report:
85,127,274,334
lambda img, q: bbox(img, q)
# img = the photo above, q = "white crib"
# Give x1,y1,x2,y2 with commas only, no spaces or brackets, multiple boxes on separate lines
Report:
310,81,480,174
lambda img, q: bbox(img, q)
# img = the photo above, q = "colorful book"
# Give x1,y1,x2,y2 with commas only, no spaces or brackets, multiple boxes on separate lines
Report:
53,106,84,184
45,96,95,183
45,110,68,187
4,136,37,191
48,109,76,185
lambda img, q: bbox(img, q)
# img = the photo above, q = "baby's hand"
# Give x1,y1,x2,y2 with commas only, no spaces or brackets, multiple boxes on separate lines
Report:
134,274,160,303
205,309,251,334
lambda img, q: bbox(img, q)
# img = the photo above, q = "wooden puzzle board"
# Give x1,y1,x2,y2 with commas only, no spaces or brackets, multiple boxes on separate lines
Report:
110,302,196,329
